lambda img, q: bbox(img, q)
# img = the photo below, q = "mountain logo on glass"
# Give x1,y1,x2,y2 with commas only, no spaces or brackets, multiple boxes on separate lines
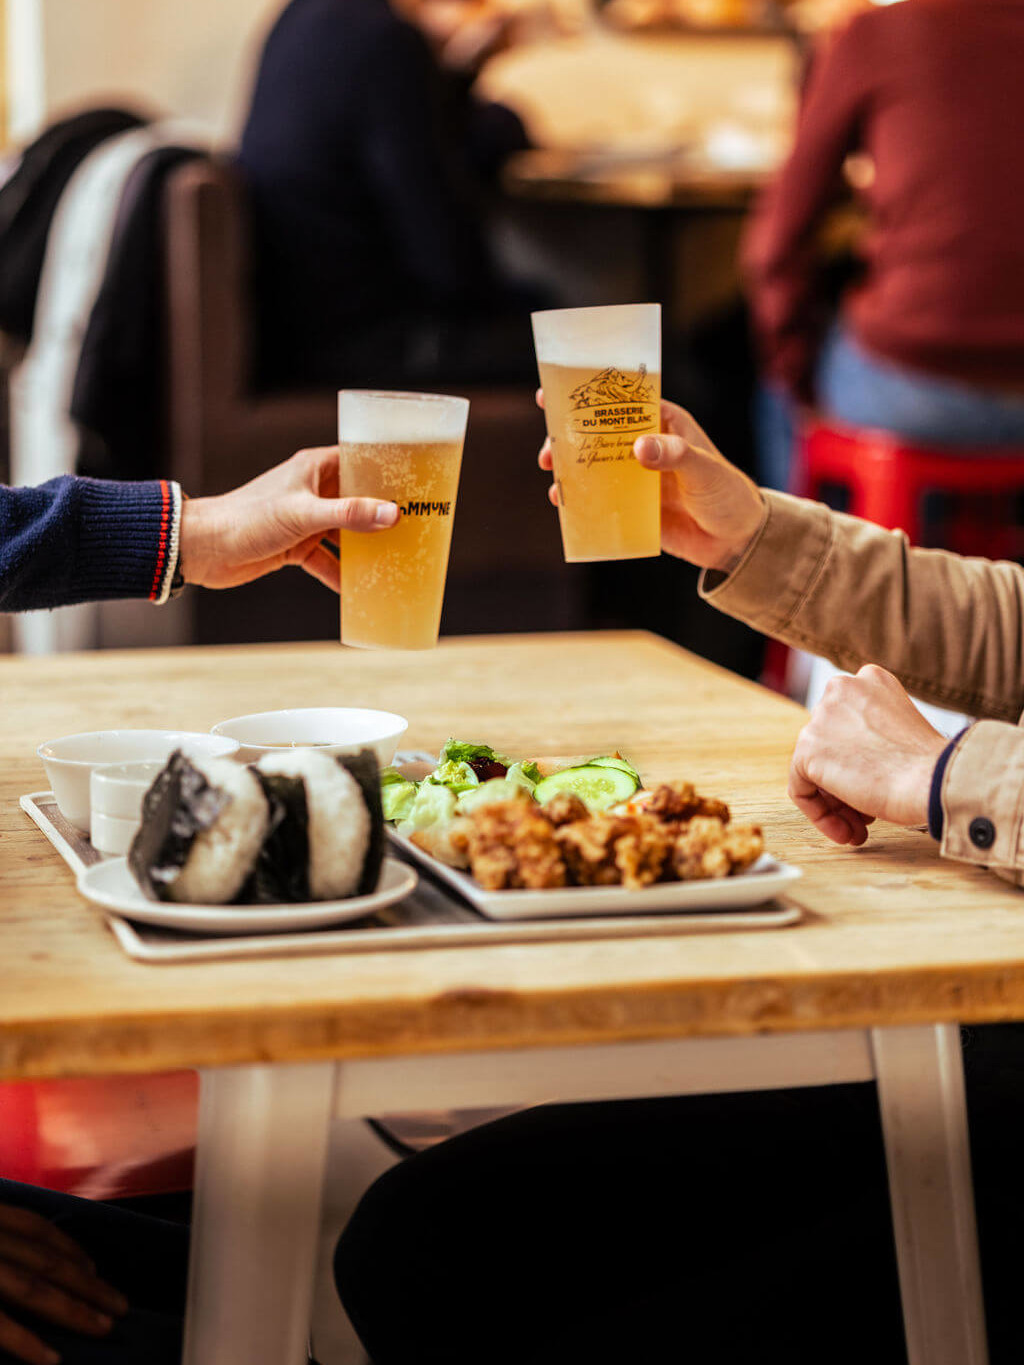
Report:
569,364,654,410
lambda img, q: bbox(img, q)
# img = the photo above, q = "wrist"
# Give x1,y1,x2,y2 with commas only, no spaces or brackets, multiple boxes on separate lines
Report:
897,738,951,829
708,493,768,574
178,495,215,587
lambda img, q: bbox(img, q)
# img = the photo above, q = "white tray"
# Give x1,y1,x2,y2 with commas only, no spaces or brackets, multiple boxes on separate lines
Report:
22,791,802,963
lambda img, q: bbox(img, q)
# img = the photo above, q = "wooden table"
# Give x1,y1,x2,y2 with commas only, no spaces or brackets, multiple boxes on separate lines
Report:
3,631,1018,1365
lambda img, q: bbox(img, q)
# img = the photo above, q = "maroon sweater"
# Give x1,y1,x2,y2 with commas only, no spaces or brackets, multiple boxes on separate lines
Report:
744,0,1024,399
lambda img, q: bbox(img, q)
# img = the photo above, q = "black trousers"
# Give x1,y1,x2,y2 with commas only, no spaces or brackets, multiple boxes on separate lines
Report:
335,1023,1024,1365
0,1180,188,1364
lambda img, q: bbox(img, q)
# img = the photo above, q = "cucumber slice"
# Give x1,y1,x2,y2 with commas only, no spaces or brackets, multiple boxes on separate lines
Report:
586,755,641,784
534,763,639,812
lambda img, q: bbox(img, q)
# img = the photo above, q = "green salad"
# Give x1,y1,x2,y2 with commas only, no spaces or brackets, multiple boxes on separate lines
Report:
380,738,642,844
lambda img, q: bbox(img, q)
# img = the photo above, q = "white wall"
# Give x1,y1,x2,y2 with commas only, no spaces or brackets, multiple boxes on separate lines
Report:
6,0,283,145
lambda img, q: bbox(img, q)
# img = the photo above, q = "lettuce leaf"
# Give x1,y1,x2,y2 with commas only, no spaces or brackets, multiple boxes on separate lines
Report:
380,778,417,823
426,759,480,795
456,777,533,814
440,738,513,768
397,782,459,837
504,760,540,794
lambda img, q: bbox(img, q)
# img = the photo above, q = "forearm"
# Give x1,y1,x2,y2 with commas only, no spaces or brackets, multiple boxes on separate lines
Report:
0,478,180,612
701,491,1024,722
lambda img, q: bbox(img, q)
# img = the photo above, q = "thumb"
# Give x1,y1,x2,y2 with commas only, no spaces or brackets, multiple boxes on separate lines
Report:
634,432,703,477
635,430,750,501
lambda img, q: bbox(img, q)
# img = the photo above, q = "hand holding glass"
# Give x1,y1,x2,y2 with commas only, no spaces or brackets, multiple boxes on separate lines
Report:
338,390,468,650
532,304,661,562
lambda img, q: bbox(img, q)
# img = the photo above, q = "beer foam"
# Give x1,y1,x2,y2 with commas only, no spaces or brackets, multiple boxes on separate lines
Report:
532,303,660,370
339,391,469,444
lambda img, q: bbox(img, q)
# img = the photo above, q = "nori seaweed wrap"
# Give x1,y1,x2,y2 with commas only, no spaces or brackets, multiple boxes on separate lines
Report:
251,747,383,901
128,746,384,905
128,751,270,903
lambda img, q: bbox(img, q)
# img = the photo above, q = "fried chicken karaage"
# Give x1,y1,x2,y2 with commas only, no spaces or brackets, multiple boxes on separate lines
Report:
671,815,764,880
451,782,765,891
448,800,567,890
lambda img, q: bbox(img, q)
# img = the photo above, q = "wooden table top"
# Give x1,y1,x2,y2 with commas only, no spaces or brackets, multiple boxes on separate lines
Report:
503,148,770,211
4,631,1024,1084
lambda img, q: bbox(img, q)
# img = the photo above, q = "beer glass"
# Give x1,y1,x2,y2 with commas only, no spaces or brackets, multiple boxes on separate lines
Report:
532,303,661,561
338,390,468,650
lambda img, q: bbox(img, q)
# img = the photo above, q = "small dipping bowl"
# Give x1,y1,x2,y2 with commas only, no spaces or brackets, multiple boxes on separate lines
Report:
38,730,240,836
90,811,144,858
210,707,409,767
89,759,166,855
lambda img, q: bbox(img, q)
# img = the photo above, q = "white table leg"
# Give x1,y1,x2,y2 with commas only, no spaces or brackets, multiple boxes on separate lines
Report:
871,1024,989,1365
182,1061,336,1365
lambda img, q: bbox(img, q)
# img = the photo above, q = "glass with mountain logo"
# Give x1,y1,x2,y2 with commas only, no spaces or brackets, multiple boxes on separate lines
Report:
532,304,661,562
338,390,468,649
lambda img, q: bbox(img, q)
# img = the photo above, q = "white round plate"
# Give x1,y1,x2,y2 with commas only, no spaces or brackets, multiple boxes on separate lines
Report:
77,856,417,934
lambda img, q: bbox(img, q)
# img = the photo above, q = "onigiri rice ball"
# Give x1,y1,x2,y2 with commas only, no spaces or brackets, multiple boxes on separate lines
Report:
255,749,371,900
129,751,271,904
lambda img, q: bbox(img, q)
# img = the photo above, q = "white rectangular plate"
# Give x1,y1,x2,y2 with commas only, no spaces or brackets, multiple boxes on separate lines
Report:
386,827,802,922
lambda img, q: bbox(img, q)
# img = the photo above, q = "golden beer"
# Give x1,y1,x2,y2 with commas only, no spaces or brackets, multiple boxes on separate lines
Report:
339,438,463,650
538,360,661,561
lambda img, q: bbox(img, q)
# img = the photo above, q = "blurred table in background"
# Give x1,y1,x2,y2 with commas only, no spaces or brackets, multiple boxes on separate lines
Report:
504,145,770,307
504,145,770,210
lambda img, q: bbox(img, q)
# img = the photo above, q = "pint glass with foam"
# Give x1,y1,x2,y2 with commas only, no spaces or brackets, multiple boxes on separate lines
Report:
338,390,468,649
532,304,661,562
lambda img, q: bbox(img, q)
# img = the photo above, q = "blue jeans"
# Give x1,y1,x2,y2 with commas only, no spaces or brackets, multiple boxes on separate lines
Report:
756,324,1024,491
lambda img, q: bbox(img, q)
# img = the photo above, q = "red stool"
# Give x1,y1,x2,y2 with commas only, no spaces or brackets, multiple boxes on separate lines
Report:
798,418,1024,557
759,418,1024,697
0,1073,197,1199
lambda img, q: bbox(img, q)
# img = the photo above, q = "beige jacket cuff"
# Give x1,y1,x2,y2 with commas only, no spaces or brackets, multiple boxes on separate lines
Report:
940,721,1024,883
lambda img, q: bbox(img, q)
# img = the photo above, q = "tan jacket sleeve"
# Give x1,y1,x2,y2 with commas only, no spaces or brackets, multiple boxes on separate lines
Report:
700,490,1024,721
938,722,1024,883
700,491,1024,883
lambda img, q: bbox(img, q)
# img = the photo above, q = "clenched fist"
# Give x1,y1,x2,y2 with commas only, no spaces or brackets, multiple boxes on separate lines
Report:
789,665,950,846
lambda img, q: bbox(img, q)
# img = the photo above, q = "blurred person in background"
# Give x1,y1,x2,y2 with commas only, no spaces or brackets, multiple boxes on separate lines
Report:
237,0,543,391
744,0,1024,491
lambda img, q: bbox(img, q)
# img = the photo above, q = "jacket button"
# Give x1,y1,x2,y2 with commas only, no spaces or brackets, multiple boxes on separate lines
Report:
969,817,996,850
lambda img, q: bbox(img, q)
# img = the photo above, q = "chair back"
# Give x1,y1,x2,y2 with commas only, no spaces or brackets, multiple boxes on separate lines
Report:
163,158,260,494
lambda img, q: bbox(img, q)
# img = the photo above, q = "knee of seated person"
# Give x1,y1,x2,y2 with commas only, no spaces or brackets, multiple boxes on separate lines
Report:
333,1157,441,1315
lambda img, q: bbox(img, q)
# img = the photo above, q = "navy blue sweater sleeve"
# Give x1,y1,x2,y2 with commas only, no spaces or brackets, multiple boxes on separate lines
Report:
0,477,176,612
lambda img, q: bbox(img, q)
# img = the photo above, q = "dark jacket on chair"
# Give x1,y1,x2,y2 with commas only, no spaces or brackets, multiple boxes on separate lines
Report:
72,144,204,482
0,108,146,345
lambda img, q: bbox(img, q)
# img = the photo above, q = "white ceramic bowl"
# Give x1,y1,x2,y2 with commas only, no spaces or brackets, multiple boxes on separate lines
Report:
90,811,141,857
37,730,240,835
210,707,409,767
